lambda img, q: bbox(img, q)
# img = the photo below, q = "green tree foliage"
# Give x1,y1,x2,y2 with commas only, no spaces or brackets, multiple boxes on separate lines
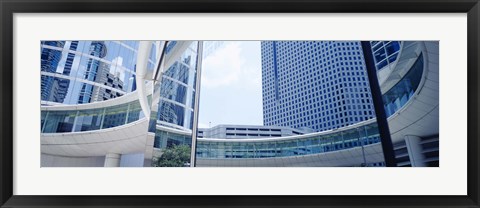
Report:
156,145,191,167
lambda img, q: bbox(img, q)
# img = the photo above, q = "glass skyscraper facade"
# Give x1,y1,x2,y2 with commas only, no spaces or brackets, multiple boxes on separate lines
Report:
261,41,376,132
155,41,200,131
40,41,159,134
41,41,66,102
148,41,202,167
40,41,158,105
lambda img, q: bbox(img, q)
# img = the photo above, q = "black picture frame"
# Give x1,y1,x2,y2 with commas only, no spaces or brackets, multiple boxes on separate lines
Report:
1,0,479,207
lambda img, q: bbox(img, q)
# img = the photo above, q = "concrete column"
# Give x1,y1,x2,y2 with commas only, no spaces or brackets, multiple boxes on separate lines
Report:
143,133,155,167
104,153,121,167
404,135,426,167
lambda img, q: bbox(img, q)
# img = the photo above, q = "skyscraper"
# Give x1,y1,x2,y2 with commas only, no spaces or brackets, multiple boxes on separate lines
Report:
261,41,376,132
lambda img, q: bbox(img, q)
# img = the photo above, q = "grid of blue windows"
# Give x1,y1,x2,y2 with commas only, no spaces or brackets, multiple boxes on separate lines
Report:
261,41,376,132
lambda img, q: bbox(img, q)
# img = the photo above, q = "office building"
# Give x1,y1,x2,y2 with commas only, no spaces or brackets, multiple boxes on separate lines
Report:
261,41,376,132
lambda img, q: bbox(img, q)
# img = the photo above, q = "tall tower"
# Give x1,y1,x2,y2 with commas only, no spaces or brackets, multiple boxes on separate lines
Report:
261,41,376,132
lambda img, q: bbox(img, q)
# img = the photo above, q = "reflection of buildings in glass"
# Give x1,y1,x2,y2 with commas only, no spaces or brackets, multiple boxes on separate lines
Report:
157,100,181,127
129,65,137,92
40,41,65,101
40,41,203,167
261,41,376,132
40,41,149,105
78,41,108,104
155,43,199,130
147,41,201,167
153,128,191,149
92,65,124,102
53,41,79,103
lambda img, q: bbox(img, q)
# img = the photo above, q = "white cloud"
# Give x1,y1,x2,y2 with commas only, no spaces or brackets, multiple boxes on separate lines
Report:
239,65,262,90
201,42,244,88
198,41,264,126
201,41,262,91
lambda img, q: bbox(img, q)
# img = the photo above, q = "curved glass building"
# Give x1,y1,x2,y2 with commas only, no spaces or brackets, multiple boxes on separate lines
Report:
40,40,202,167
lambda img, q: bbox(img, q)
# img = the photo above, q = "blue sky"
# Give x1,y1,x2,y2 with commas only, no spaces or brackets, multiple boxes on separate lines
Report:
198,41,263,128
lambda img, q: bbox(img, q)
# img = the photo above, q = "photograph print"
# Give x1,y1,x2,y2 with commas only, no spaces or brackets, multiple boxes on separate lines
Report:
40,40,439,167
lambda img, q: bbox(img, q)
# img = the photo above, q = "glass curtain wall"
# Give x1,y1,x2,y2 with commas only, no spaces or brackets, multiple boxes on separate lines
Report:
146,41,202,167
40,41,157,105
41,99,146,133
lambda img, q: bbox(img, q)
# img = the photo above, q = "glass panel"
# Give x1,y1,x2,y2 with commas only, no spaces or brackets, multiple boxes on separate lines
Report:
73,109,104,132
127,100,144,123
373,47,387,63
388,53,399,63
382,53,424,117
41,41,141,105
385,41,400,56
42,111,76,133
41,46,64,73
160,79,188,104
157,100,186,127
41,111,47,131
102,103,129,128
372,41,383,51
376,59,388,70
